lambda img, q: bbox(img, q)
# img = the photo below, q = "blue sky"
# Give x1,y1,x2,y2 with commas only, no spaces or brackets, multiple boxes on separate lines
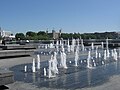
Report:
0,0,120,34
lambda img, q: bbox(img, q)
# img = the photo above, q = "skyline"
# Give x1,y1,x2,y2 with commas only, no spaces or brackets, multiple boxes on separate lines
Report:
0,0,120,34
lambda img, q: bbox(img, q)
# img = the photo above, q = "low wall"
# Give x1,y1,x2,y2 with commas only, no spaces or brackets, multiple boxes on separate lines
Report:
0,44,36,50
0,50,35,58
0,70,14,85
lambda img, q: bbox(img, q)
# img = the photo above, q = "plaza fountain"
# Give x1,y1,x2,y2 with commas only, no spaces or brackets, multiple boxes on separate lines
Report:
52,52,58,74
91,42,94,50
9,37,120,89
95,47,98,58
104,50,107,60
74,50,79,67
101,42,104,49
37,54,40,70
113,49,118,61
48,59,52,78
24,65,27,73
32,58,36,73
67,39,70,53
47,53,59,78
49,43,54,48
60,51,67,69
56,40,59,53
71,38,75,52
44,68,47,76
87,50,93,68
81,39,84,51
77,38,80,46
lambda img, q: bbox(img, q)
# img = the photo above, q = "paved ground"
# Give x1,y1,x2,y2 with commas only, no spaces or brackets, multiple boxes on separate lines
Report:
1,56,120,90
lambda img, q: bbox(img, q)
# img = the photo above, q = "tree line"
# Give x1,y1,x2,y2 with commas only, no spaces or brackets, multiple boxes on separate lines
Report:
15,31,119,40
15,31,53,40
61,32,118,39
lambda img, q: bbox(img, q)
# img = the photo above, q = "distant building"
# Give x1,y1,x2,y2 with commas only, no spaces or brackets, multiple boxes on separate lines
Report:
0,27,15,39
117,32,120,39
52,29,62,39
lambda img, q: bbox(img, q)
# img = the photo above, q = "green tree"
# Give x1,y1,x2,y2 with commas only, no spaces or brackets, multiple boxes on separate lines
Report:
26,31,37,37
37,31,46,35
47,33,53,39
15,33,25,40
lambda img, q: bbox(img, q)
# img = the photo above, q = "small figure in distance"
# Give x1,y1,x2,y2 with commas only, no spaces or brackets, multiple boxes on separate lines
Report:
2,40,5,45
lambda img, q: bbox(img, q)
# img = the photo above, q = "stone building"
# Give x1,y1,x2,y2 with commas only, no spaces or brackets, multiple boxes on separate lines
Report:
52,29,61,39
0,27,15,40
